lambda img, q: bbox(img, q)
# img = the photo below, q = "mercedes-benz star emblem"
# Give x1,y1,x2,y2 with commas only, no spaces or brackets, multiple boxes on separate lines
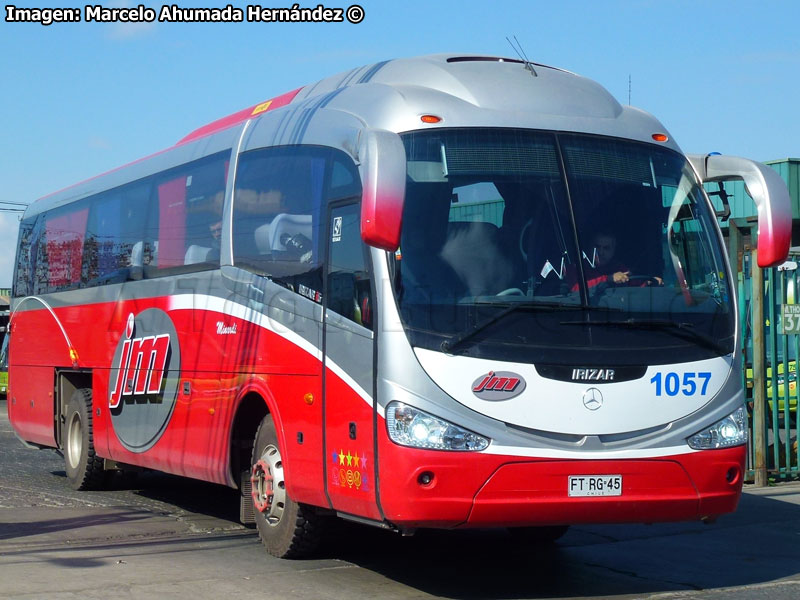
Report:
582,387,603,411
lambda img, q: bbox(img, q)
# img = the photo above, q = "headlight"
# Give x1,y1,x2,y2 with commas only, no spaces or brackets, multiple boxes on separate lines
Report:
687,406,748,450
386,402,489,451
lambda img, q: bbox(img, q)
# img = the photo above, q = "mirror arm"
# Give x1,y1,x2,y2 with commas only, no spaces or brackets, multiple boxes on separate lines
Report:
707,182,731,222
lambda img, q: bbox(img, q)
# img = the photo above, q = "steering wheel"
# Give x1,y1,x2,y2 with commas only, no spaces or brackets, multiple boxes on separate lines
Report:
497,287,525,297
518,219,533,261
627,275,664,287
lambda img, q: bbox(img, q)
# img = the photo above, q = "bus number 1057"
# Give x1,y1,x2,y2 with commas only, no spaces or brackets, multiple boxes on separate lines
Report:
650,371,712,397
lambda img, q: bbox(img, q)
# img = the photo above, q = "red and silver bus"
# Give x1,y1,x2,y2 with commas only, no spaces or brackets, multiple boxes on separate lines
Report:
8,54,791,557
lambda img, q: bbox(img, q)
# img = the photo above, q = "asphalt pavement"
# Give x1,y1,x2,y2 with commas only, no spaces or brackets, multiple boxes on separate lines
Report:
2,398,800,600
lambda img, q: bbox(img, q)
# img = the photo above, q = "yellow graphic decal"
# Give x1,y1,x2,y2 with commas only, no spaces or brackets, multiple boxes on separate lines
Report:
251,100,272,116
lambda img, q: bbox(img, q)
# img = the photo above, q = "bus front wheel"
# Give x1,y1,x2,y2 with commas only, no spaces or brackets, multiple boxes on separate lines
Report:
63,388,106,490
250,415,324,558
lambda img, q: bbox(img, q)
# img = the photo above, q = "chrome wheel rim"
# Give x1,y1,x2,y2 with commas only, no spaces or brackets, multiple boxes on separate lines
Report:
66,411,83,470
250,444,286,526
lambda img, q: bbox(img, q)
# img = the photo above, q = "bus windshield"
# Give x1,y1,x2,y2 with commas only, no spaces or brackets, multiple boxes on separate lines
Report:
392,129,734,365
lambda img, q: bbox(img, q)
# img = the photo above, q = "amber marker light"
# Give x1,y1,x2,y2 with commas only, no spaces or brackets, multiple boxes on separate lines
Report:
304,393,315,405
652,133,669,142
420,114,442,124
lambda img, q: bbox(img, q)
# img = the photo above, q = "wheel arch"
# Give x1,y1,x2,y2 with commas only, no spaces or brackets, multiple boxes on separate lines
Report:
228,379,287,489
56,369,92,449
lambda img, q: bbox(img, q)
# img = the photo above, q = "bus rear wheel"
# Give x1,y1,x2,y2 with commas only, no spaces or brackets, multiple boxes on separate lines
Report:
250,415,324,558
63,388,106,490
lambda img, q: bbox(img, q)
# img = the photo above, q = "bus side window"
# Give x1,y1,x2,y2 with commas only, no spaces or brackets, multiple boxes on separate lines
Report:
328,203,371,330
13,217,37,298
83,182,150,285
232,147,325,282
146,153,228,275
35,202,90,293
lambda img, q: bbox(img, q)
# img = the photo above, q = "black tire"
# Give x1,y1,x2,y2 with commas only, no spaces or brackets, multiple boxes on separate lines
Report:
507,525,569,545
63,388,106,490
250,415,324,558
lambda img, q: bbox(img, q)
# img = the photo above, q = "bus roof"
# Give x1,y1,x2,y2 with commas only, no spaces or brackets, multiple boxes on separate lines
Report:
25,54,677,218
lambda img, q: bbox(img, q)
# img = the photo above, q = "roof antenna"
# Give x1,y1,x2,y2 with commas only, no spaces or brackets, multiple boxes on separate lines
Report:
628,74,631,105
506,36,537,77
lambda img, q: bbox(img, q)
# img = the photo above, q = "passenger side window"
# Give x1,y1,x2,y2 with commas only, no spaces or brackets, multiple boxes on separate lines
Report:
15,152,231,294
232,146,366,306
329,157,361,200
13,217,37,297
83,182,149,285
147,153,228,274
38,202,89,292
328,203,371,329
232,146,327,287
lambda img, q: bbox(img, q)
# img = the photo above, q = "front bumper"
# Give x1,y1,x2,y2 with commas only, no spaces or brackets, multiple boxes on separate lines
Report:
377,440,745,529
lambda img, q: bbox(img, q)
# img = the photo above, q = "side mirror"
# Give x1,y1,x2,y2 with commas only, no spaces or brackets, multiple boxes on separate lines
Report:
688,154,792,268
359,129,406,251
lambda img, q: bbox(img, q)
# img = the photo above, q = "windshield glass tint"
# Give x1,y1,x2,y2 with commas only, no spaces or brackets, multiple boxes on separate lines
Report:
393,129,733,365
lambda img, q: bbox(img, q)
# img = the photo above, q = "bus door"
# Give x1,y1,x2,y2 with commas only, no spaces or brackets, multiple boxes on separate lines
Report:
322,201,380,520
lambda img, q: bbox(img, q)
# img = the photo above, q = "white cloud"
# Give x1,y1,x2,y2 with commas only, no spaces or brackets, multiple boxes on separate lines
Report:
105,21,157,41
100,1,158,40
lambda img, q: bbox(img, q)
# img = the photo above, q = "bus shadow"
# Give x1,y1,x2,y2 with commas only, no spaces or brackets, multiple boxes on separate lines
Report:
111,471,242,523
43,462,800,598
0,509,152,542
48,467,242,523
322,489,800,599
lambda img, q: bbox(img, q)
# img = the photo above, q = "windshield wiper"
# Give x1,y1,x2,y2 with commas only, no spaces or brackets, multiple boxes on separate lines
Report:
560,318,730,356
441,301,608,354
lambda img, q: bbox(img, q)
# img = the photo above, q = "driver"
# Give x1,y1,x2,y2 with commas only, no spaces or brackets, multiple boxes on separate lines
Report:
571,231,630,292
570,231,663,291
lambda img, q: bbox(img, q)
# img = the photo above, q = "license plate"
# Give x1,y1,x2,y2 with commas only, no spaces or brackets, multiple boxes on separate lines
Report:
568,475,622,497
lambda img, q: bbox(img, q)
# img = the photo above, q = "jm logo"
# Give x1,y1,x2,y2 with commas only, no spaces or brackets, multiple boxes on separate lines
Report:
109,313,171,409
473,371,521,393
582,387,604,411
471,370,526,400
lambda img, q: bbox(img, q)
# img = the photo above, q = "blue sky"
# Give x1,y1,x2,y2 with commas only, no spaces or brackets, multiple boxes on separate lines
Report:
1,0,799,287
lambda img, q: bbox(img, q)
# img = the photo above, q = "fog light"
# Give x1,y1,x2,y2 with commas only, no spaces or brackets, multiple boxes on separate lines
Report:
726,466,740,484
418,471,434,486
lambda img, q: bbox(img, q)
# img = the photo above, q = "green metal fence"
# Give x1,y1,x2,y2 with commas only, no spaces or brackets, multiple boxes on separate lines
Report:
741,247,800,483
